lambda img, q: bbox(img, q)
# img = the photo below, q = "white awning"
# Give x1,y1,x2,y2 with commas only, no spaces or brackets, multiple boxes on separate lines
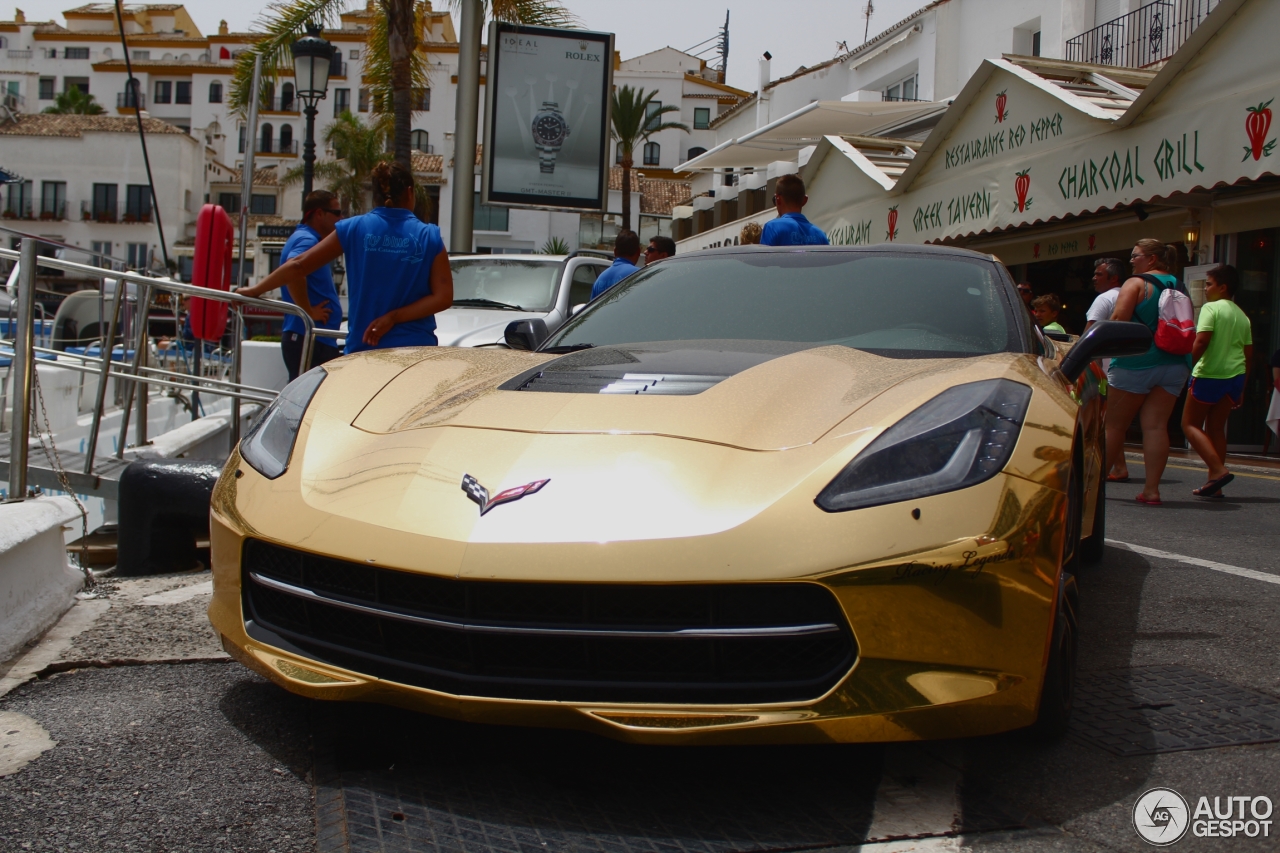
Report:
677,99,946,172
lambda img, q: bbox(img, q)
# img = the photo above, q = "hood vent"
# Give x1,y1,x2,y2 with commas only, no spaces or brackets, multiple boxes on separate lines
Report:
516,370,729,396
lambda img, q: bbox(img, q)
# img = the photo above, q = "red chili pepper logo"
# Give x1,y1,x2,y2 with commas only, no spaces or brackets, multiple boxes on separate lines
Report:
1088,234,1096,250
1033,243,1040,258
886,206,898,241
1014,169,1032,213
1243,99,1275,162
995,89,1009,124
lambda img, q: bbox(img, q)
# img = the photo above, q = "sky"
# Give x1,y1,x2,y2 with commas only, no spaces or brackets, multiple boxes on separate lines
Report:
15,0,927,92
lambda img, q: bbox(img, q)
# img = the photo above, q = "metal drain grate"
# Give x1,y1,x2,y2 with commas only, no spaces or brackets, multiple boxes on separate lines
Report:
308,703,1028,853
1073,665,1280,756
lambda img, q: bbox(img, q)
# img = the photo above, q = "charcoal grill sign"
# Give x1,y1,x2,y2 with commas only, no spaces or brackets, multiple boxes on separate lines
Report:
482,22,614,212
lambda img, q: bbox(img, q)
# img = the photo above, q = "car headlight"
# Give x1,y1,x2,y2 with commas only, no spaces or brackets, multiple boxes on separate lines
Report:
816,379,1032,512
239,367,326,480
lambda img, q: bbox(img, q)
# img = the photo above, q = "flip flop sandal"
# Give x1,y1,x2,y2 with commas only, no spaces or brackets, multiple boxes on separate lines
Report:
1106,475,1131,483
1192,472,1235,497
1135,494,1163,506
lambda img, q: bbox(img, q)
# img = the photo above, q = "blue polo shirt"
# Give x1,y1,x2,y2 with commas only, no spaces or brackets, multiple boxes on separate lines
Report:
334,207,445,354
760,212,830,246
590,257,639,299
279,224,342,348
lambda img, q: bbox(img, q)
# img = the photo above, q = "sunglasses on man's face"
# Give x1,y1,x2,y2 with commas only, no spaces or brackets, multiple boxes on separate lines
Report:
326,208,344,218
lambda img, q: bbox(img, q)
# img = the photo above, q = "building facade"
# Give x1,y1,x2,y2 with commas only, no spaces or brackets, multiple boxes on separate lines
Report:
1,2,726,259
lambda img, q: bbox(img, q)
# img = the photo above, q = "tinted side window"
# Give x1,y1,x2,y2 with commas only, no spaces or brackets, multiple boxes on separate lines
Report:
568,263,601,307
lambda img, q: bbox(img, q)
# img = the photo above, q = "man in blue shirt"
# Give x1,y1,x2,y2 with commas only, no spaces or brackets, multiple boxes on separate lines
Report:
760,174,830,247
591,230,642,299
238,190,343,380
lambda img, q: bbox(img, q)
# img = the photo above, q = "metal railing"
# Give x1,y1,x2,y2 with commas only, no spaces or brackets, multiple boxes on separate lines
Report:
1065,0,1220,68
38,200,67,220
2,200,33,220
116,90,146,110
6,49,32,60
1,239,336,497
260,95,301,113
75,201,152,224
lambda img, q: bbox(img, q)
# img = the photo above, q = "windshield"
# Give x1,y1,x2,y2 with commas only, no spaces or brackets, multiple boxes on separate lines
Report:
544,250,1020,358
449,259,562,312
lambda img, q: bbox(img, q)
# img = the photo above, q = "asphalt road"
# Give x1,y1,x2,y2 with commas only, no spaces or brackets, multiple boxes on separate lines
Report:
1,460,1277,853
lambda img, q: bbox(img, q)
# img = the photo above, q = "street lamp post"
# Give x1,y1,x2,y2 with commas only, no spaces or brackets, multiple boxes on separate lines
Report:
291,25,334,207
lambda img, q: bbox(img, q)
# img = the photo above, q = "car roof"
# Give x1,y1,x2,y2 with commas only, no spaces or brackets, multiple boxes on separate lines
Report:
450,252,613,263
675,244,1000,263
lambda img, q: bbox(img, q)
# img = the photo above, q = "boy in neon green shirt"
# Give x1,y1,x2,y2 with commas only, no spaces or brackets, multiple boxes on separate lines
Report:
1182,265,1253,497
1031,293,1067,334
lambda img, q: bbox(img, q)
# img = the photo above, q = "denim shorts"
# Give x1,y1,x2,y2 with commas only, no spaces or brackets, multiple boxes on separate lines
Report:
1189,374,1246,405
1107,363,1191,396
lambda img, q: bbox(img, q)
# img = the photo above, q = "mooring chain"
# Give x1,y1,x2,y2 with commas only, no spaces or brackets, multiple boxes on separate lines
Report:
29,368,93,588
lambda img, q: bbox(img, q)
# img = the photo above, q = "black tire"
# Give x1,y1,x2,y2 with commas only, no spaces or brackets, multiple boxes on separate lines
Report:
1031,571,1079,739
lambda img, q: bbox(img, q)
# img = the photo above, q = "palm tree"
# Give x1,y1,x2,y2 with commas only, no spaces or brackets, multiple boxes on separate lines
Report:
42,87,105,115
232,0,573,170
610,86,688,232
282,110,392,213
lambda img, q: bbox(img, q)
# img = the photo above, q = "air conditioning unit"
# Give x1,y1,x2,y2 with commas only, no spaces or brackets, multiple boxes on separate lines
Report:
2,92,20,112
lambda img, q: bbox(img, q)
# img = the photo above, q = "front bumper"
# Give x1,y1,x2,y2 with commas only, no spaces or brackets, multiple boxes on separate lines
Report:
210,452,1068,745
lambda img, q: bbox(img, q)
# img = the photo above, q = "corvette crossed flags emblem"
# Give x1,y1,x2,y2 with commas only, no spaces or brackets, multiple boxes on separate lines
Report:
460,473,550,516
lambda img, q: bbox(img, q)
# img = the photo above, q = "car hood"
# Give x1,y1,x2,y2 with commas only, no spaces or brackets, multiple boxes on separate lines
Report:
345,341,984,452
434,306,549,347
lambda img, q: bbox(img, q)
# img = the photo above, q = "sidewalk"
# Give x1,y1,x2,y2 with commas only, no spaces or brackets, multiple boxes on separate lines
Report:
0,569,224,700
1124,445,1280,475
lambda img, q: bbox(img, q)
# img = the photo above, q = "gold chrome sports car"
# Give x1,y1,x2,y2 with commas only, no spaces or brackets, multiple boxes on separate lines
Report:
209,245,1150,744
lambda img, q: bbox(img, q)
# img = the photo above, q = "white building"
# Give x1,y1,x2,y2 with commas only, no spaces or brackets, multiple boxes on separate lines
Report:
676,0,1200,240
0,112,204,273
1,2,731,258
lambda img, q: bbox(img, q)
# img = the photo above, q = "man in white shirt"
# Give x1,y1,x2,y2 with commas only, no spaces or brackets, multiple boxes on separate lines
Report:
1086,257,1129,481
1085,258,1125,330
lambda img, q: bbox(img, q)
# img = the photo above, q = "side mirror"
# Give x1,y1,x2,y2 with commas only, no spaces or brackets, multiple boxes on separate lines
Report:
1059,320,1153,382
504,318,550,351
570,302,587,317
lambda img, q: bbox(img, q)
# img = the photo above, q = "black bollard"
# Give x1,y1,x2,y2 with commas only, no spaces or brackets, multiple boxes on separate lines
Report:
116,459,223,576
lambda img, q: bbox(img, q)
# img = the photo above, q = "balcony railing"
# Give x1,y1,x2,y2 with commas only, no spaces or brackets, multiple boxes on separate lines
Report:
330,59,347,78
39,201,67,220
117,90,145,110
244,139,298,155
1065,0,1220,68
7,49,32,59
2,201,34,220
260,95,301,113
882,94,928,103
78,201,149,223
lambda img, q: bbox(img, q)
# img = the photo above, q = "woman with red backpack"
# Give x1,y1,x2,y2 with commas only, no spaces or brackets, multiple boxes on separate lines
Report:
1103,239,1194,506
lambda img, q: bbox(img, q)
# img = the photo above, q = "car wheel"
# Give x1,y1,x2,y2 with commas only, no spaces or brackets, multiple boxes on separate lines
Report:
1031,570,1079,739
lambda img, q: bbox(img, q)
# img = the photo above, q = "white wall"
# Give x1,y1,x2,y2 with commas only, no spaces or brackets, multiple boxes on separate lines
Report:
0,497,83,663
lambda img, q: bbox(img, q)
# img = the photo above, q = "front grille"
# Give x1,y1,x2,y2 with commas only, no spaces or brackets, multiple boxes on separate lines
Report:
241,539,856,704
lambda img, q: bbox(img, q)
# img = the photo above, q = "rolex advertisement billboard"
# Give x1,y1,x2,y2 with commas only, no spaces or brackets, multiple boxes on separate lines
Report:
482,22,614,212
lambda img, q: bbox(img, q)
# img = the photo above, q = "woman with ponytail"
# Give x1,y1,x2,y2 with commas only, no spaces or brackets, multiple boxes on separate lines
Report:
1103,239,1191,505
252,160,452,354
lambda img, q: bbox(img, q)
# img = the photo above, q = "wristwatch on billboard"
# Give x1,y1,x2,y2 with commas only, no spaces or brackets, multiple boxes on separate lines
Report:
531,101,570,173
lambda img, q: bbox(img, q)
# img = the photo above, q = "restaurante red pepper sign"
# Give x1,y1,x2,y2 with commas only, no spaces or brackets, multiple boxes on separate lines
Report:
1243,99,1275,161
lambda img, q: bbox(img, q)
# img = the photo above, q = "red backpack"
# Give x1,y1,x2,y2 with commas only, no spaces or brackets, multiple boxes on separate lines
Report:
1141,274,1195,356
